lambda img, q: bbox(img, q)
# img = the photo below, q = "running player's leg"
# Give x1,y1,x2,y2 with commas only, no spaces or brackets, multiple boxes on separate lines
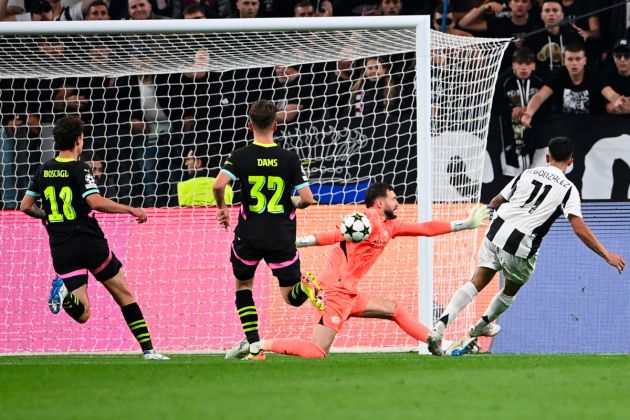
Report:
353,296,476,356
63,282,90,323
50,273,90,322
427,266,496,355
50,241,90,321
437,266,497,330
90,246,167,359
428,238,501,355
469,251,535,337
469,279,521,337
230,241,264,357
267,249,325,310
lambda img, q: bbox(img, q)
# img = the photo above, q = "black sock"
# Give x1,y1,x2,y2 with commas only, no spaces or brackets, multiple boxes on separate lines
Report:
62,293,85,322
286,281,308,307
235,289,259,344
121,302,153,352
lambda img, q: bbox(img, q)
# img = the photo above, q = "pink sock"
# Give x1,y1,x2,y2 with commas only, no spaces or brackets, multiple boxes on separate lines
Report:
269,338,327,358
393,305,430,343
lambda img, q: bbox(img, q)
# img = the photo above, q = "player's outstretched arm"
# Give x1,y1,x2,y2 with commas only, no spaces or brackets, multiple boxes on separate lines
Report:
296,231,344,248
86,194,147,223
19,194,46,220
569,215,626,274
451,205,490,232
392,205,489,238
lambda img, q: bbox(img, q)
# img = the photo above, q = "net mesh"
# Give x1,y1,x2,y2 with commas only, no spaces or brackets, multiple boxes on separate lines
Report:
0,26,508,353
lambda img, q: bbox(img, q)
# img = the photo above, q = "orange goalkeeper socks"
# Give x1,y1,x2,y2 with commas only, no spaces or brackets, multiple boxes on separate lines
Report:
392,305,430,343
268,338,326,358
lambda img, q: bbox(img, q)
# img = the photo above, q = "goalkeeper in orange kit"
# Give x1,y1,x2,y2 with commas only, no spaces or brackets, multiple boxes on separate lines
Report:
226,182,489,359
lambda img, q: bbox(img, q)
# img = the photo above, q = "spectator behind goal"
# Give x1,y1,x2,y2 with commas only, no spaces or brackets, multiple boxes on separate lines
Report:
177,144,233,206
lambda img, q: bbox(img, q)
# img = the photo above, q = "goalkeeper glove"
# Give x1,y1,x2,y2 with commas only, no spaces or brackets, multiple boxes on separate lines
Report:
451,205,489,232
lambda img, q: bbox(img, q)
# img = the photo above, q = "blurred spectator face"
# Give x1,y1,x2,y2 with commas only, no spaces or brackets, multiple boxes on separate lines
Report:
510,0,530,19
294,3,314,17
128,0,152,20
432,13,454,30
541,1,563,26
184,9,206,19
364,58,385,82
274,66,299,85
315,0,332,17
512,60,536,79
381,0,402,16
32,11,54,21
184,150,201,173
85,4,110,20
87,160,104,184
31,0,54,21
563,50,586,76
236,0,259,18
613,52,630,76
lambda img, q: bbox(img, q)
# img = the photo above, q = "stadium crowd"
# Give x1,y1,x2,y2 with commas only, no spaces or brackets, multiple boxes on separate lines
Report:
0,0,628,208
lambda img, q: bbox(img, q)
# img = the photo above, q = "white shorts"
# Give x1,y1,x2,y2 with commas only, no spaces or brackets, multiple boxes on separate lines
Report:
478,238,537,285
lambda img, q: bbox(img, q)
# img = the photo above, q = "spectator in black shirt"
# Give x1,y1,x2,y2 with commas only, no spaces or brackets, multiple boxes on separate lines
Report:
604,39,630,115
522,43,625,126
492,48,544,170
561,0,600,41
524,1,581,77
460,0,540,70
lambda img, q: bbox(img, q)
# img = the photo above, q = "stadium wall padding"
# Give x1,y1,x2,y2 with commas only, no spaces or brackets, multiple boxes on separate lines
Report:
492,202,630,354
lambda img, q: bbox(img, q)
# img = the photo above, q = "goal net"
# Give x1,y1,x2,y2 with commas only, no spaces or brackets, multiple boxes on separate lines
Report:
0,19,508,354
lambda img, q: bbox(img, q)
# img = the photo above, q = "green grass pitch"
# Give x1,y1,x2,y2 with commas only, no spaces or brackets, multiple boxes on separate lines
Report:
2,353,630,420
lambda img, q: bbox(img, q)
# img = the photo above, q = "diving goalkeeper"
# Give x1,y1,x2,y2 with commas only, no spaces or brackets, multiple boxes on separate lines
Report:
226,182,488,358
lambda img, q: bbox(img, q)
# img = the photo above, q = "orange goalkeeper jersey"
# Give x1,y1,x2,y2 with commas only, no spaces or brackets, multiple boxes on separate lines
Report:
313,208,452,294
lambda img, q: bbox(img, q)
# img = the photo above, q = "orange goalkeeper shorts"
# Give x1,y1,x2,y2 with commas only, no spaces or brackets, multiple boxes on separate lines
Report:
313,288,370,332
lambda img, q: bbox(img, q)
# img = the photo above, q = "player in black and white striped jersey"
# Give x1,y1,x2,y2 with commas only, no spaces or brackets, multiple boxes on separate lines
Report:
427,136,626,356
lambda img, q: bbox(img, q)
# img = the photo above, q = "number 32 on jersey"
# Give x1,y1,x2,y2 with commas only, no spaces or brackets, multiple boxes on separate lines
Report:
248,175,285,214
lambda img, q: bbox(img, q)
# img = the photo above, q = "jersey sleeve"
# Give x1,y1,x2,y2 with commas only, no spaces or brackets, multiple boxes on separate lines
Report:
291,153,309,190
220,153,238,182
499,173,522,201
562,186,582,219
391,220,452,238
315,230,345,246
25,166,42,197
75,162,100,198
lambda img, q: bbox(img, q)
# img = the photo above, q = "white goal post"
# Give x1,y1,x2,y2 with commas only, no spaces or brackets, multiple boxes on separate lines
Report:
0,17,509,354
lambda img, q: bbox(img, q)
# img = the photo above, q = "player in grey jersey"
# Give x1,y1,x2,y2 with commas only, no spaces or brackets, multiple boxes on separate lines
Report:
427,137,625,355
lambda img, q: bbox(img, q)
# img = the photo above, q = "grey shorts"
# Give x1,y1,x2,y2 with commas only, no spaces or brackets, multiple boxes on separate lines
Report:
478,238,537,285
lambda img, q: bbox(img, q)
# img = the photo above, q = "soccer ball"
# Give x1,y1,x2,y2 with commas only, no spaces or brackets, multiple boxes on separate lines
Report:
340,212,372,242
